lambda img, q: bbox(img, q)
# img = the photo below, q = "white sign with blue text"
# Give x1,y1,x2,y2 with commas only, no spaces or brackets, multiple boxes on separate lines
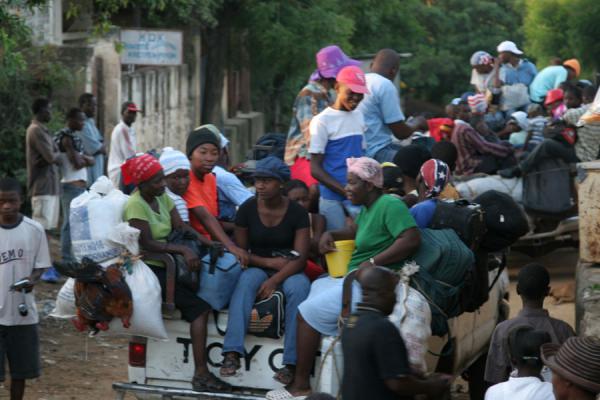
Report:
120,29,183,66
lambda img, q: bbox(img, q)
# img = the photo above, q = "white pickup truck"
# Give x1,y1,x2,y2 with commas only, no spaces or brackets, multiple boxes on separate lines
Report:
113,260,509,400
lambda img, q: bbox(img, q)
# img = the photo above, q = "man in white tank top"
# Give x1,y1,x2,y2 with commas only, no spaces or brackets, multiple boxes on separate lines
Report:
51,108,94,281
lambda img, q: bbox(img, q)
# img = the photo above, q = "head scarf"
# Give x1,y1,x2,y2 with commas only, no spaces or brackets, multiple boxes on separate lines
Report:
121,153,163,186
159,147,190,176
346,157,383,188
419,159,450,199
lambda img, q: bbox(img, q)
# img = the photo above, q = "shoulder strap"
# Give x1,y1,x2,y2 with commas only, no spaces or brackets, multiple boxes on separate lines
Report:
340,270,358,320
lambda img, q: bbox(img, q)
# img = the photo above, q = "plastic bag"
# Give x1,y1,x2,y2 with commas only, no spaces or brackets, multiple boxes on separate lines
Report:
70,176,129,263
107,260,168,340
456,176,522,203
389,262,431,375
49,278,77,319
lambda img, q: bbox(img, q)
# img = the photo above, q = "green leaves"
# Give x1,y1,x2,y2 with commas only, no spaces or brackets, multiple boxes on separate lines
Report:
523,0,600,73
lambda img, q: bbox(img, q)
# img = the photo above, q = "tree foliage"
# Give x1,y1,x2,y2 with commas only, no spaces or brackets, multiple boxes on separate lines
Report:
523,0,600,73
0,0,73,179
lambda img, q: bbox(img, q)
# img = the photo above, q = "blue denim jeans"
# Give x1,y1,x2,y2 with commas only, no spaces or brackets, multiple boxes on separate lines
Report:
60,183,85,262
319,197,362,231
373,142,403,163
222,268,310,365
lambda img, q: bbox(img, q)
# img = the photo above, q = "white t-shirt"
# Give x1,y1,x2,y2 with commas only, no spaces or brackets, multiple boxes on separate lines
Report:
108,121,137,188
166,188,189,223
470,69,494,93
308,107,366,201
0,216,51,325
485,376,555,400
58,152,88,183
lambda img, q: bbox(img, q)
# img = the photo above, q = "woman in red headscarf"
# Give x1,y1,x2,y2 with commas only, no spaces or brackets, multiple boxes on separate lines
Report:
122,154,231,392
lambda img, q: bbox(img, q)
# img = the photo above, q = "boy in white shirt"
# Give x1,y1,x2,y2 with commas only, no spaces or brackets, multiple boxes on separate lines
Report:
0,177,51,400
309,65,368,230
485,326,554,400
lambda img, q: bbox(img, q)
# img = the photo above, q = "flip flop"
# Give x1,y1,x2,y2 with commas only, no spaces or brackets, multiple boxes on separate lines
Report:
265,388,308,400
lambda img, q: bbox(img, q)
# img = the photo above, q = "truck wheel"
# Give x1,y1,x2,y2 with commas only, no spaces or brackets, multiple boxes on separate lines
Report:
465,352,487,400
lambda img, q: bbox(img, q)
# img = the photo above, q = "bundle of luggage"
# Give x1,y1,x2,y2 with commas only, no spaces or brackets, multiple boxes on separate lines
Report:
409,192,528,336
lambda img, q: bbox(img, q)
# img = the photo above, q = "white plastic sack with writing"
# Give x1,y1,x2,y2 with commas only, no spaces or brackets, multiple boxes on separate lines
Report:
70,176,129,264
49,278,77,319
107,259,168,340
388,262,431,375
456,176,522,203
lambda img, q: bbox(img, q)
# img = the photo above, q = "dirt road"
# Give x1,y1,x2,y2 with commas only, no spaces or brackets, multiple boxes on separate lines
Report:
3,241,577,400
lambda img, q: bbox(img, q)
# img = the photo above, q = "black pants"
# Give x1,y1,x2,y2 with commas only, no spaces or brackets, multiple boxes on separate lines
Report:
149,265,210,323
474,154,516,175
520,139,579,174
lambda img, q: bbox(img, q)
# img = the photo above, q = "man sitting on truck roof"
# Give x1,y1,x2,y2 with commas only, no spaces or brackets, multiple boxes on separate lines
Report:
341,267,450,400
484,263,575,386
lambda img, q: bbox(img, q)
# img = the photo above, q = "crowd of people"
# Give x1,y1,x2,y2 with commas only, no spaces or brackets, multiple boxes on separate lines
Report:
1,39,599,400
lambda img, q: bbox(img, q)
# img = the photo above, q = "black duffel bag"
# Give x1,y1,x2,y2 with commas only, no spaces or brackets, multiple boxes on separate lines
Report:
430,199,487,250
474,190,529,252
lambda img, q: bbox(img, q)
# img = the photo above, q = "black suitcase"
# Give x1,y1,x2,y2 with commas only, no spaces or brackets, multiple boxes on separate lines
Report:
522,158,573,214
430,199,486,250
474,190,529,252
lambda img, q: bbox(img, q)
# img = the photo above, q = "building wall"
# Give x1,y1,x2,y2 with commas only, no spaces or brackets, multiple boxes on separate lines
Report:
18,0,62,45
121,65,195,154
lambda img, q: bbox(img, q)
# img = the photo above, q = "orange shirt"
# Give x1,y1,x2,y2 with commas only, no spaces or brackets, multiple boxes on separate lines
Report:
183,171,218,238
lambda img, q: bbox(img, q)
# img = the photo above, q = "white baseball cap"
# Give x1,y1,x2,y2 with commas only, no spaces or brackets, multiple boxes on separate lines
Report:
497,40,523,55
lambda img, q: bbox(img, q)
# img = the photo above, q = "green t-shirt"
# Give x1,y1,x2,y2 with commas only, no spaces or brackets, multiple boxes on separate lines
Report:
123,191,175,266
348,194,417,272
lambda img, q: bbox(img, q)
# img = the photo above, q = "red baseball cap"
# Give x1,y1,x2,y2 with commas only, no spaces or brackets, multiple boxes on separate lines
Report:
121,101,141,113
336,66,369,94
127,102,141,112
545,89,564,106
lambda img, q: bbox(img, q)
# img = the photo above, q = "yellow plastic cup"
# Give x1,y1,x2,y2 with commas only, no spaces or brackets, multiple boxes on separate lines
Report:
325,240,356,278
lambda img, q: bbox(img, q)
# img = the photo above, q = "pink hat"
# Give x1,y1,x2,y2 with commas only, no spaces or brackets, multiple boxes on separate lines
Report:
336,66,369,94
314,45,361,79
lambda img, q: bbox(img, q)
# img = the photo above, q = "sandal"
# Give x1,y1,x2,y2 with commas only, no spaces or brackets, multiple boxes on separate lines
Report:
273,365,295,385
265,388,309,400
192,372,232,392
219,353,241,377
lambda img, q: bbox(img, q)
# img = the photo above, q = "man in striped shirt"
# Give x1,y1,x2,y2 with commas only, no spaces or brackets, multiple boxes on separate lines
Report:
451,101,514,176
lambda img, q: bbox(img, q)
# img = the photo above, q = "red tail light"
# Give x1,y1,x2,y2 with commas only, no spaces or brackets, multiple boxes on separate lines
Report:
129,341,146,367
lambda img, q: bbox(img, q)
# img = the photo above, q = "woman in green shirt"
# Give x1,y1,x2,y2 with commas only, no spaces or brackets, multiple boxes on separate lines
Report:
268,156,421,399
122,154,231,392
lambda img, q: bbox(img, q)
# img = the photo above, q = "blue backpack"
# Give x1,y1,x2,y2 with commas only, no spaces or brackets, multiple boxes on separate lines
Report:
197,251,242,310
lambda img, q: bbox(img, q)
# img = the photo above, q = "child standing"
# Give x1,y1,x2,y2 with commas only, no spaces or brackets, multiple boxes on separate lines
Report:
309,65,368,230
484,326,553,400
0,177,51,400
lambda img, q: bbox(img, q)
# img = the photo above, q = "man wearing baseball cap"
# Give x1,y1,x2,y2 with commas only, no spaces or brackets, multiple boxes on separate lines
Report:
107,101,141,190
529,58,581,103
357,49,424,163
493,41,538,112
541,336,600,400
284,45,360,209
308,65,368,230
